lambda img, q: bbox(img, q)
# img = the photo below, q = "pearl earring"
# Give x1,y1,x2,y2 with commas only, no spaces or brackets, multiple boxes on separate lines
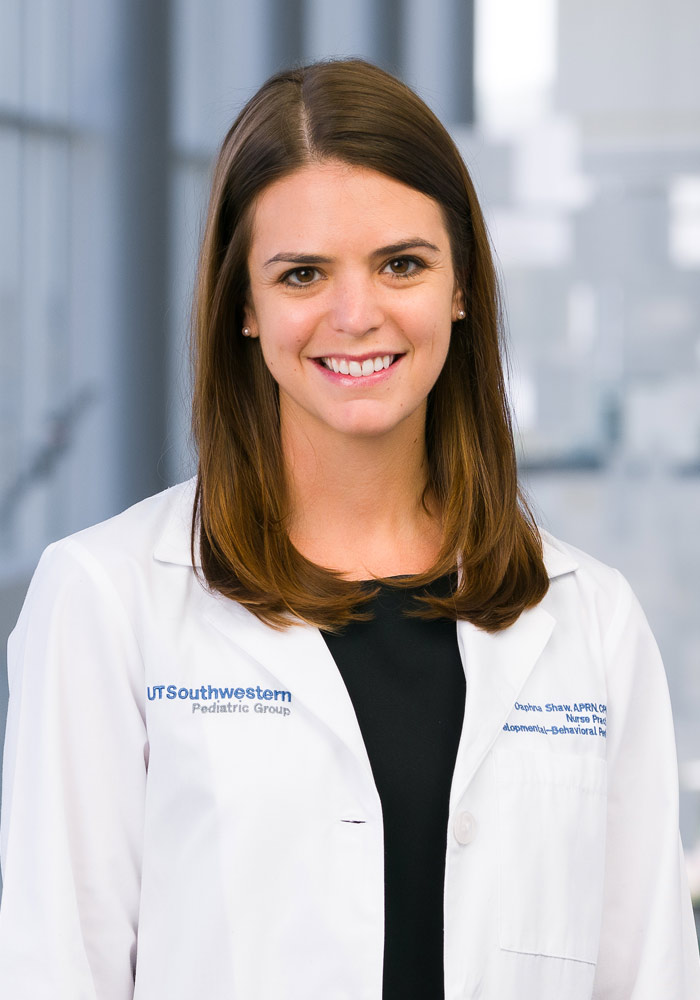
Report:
242,326,252,337
456,309,465,320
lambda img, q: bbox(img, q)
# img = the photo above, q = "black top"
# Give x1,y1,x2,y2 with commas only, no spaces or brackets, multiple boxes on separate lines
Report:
321,577,465,1000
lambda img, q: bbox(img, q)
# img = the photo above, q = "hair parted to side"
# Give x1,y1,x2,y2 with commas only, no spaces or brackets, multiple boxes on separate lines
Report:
191,58,548,632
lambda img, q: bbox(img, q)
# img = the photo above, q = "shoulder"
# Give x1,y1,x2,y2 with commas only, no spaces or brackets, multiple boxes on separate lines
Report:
17,481,197,633
66,478,195,561
540,529,634,623
541,528,623,592
42,479,196,575
539,528,639,640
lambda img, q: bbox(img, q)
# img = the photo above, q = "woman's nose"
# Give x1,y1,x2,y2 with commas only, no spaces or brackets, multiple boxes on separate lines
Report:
328,273,385,338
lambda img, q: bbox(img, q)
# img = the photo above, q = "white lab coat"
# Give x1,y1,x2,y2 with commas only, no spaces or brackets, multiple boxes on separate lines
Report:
0,480,698,1000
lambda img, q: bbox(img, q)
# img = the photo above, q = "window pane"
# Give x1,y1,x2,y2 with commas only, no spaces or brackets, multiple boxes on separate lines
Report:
0,0,22,108
23,0,71,119
0,130,22,555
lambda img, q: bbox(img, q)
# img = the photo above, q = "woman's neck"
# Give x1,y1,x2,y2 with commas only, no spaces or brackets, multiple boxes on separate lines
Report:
282,415,442,580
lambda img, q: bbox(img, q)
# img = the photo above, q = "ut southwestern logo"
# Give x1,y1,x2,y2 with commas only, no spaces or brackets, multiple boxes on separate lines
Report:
147,683,292,717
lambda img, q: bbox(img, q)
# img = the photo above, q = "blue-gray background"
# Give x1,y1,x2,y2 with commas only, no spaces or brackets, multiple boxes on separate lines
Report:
1,0,700,905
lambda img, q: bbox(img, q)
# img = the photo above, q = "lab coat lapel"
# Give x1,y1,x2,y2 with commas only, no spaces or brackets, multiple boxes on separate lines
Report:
156,486,571,795
203,592,556,801
451,604,555,808
202,595,374,779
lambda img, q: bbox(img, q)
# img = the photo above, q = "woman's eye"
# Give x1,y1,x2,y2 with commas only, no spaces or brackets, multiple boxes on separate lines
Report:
385,257,421,277
283,267,319,286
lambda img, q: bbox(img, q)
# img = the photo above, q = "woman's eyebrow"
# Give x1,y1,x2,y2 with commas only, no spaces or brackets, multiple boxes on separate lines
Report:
263,238,442,269
372,238,441,258
263,252,332,268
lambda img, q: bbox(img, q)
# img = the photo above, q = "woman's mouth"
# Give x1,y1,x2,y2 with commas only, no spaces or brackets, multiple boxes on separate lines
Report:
317,354,397,377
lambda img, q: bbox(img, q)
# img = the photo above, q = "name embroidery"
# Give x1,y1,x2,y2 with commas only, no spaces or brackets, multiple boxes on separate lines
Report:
503,700,607,738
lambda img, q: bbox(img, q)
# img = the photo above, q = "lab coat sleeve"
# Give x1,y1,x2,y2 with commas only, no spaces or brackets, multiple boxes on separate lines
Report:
592,571,700,999
0,538,147,1000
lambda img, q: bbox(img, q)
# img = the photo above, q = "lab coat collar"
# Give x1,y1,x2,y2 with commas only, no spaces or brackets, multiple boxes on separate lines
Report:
154,483,578,787
153,479,202,567
200,583,559,803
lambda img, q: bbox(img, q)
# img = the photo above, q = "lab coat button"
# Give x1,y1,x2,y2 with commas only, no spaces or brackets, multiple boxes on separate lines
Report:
453,811,478,845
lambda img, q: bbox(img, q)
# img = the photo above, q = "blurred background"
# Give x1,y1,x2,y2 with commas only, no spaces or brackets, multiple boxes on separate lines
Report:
1,0,699,915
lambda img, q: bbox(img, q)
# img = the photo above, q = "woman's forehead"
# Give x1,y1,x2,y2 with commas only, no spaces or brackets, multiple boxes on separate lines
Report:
247,161,450,260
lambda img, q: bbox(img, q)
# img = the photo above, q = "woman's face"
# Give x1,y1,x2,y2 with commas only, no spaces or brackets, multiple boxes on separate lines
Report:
244,160,463,446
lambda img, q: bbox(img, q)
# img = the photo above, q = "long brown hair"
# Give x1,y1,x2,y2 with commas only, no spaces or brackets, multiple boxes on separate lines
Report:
191,58,548,631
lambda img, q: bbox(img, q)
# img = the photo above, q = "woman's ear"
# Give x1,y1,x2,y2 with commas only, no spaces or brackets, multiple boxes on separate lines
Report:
242,305,259,339
452,290,466,322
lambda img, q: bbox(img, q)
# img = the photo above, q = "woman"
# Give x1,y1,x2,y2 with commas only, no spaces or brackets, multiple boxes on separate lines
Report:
0,59,697,1000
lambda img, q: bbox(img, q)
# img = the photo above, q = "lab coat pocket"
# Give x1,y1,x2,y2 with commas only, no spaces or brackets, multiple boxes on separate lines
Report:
494,748,607,964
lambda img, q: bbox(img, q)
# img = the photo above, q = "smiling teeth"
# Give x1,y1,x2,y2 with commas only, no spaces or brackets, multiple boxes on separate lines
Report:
323,355,393,376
